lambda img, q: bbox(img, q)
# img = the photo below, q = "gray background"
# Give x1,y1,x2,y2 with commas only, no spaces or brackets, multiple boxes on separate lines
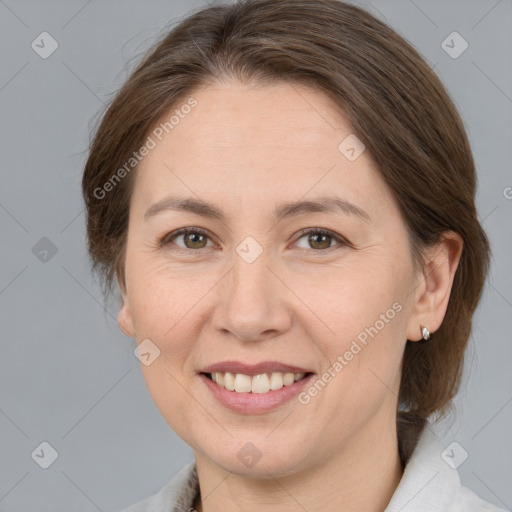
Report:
0,0,511,510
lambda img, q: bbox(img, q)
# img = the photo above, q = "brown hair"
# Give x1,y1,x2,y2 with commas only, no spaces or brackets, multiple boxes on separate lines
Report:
82,0,490,457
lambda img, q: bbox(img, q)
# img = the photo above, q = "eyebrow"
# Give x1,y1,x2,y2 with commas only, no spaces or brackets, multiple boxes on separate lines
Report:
143,195,371,224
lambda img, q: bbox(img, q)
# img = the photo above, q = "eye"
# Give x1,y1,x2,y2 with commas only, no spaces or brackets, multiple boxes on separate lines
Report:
159,227,350,254
293,228,348,252
160,227,215,252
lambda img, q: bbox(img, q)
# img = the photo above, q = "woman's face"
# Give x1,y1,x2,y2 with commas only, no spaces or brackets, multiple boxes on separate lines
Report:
119,80,425,476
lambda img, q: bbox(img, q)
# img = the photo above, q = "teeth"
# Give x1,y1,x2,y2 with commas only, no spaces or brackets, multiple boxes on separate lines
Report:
209,371,306,393
283,373,295,386
269,372,283,390
224,372,235,391
234,373,252,393
252,374,270,394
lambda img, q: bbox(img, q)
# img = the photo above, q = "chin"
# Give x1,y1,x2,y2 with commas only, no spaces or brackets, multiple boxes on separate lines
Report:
194,435,314,479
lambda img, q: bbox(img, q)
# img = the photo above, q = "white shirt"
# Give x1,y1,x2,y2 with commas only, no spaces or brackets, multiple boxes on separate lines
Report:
121,422,506,511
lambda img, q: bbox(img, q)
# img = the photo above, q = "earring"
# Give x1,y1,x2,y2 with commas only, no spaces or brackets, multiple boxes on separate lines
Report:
420,324,432,341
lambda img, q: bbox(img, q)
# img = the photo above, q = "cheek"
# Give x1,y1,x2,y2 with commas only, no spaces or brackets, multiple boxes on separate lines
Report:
125,247,195,333
124,255,226,395
125,263,204,438
301,254,409,408
300,252,408,340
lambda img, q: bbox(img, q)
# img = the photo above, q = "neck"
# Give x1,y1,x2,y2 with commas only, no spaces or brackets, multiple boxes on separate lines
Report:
193,417,403,512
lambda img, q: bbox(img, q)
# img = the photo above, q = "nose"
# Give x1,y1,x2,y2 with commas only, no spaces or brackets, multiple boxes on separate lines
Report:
210,251,292,343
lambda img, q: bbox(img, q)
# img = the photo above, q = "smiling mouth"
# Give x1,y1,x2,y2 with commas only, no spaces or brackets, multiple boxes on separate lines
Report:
202,371,312,394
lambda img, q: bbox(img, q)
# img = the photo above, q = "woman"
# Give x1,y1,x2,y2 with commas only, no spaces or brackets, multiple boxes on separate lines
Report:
82,0,504,510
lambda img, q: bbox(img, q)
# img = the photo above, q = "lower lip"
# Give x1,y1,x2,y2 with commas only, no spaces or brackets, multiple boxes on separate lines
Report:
199,373,314,414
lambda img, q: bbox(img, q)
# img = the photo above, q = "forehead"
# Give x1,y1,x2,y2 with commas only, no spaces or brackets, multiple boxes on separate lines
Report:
169,80,350,154
133,80,393,222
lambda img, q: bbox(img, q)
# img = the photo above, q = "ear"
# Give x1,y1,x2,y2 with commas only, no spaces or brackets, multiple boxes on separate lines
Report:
118,286,135,338
406,231,463,342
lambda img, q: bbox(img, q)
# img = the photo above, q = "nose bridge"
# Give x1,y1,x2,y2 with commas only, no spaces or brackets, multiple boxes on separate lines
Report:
231,245,270,301
228,231,273,298
212,241,291,340
229,242,274,314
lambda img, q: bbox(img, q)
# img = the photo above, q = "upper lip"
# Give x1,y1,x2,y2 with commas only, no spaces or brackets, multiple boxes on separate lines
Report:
200,361,313,376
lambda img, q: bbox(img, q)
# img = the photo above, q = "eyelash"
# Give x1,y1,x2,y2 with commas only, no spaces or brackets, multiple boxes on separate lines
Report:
158,227,350,255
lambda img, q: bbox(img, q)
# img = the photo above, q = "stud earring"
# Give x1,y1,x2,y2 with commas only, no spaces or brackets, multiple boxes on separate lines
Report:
420,324,432,341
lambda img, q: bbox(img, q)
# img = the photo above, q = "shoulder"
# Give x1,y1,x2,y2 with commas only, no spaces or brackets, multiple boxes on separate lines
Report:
118,462,198,512
385,423,507,511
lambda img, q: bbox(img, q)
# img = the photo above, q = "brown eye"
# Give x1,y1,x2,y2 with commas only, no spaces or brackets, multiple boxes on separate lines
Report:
308,232,332,250
161,228,212,251
181,231,208,249
294,228,347,252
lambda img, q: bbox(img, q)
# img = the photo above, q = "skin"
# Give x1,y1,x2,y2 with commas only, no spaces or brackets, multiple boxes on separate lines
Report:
118,80,462,512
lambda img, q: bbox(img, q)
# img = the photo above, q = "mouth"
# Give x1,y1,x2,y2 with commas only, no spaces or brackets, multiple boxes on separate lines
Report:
198,361,315,412
201,371,313,394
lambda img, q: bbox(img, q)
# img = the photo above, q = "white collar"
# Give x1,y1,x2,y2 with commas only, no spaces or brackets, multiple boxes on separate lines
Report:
384,422,506,510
